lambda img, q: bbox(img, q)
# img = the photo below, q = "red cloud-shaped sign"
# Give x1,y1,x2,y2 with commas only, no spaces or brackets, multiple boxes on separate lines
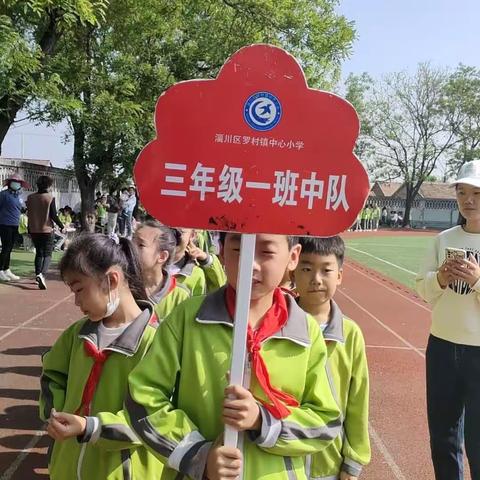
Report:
134,44,370,236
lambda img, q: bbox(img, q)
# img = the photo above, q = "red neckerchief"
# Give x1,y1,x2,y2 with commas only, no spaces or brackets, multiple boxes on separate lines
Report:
76,341,111,416
225,285,299,419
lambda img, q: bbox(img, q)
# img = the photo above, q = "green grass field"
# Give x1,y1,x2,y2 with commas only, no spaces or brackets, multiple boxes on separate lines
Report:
6,236,434,290
344,234,436,290
7,249,63,278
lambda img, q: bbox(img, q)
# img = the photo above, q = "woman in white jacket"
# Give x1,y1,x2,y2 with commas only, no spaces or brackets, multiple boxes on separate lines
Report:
416,160,480,480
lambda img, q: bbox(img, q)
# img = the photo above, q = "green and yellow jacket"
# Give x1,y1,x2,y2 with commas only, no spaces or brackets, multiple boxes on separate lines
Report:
172,253,226,296
39,304,164,480
197,252,227,293
149,270,190,324
171,254,207,296
305,300,370,479
125,287,342,480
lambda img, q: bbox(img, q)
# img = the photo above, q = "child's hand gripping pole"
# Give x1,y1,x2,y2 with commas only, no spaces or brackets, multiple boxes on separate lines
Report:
224,234,256,449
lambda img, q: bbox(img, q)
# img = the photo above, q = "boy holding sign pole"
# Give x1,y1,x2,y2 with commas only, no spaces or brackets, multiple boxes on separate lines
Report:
125,232,342,479
129,43,371,480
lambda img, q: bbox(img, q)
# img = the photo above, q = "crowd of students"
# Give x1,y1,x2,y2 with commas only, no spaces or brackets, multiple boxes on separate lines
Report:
39,223,371,480
349,204,404,232
3,159,480,479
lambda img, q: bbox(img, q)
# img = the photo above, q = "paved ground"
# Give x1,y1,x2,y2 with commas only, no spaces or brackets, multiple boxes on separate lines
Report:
0,247,469,479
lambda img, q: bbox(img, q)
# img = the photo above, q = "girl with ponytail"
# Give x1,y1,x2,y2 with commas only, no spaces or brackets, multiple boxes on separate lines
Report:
39,233,163,479
133,219,190,324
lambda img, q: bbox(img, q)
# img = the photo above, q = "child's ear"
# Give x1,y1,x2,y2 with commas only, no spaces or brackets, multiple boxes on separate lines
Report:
106,268,121,290
337,267,343,286
287,243,302,271
157,250,169,266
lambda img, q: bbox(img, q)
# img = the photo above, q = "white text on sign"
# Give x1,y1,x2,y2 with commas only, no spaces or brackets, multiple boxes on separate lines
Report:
160,163,349,211
215,133,304,150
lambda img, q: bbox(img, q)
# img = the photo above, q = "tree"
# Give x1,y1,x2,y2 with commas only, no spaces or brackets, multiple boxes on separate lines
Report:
0,0,106,155
34,0,356,228
344,72,374,159
441,65,480,175
358,64,459,226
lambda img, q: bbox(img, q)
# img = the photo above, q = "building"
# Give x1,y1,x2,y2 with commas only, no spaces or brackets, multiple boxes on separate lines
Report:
369,181,458,229
0,157,81,210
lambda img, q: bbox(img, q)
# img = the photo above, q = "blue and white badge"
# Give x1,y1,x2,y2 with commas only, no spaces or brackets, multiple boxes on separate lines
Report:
243,92,282,131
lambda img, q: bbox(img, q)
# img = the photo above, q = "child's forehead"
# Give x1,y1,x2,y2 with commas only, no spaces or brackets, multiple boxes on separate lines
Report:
226,233,287,246
299,252,338,264
64,271,92,286
135,225,156,240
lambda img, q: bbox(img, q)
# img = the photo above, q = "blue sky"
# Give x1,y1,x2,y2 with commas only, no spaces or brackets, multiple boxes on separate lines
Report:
3,0,480,168
337,0,480,77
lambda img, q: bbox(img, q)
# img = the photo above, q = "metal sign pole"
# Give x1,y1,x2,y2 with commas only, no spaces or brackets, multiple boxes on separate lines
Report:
224,233,256,448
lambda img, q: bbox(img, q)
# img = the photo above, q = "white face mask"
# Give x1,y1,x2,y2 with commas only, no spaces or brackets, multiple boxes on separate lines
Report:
105,275,120,317
9,181,21,191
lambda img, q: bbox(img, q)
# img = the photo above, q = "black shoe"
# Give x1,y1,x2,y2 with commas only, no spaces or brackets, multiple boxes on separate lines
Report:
36,274,47,290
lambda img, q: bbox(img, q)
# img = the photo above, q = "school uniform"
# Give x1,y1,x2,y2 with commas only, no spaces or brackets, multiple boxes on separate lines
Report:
169,254,207,296
304,300,370,479
197,252,227,292
148,270,190,324
125,286,342,480
39,303,164,480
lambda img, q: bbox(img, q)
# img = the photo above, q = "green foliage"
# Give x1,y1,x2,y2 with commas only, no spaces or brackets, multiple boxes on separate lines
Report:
349,64,458,225
441,64,480,173
0,0,107,148
344,72,374,158
23,0,355,225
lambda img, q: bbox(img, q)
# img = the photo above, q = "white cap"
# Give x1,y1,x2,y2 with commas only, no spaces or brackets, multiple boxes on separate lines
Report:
451,160,480,188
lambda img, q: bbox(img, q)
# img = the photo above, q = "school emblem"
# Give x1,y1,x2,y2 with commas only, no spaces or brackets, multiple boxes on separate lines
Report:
243,92,282,131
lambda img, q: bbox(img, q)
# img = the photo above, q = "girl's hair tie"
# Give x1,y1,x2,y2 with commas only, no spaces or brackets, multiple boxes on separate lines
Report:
108,233,120,245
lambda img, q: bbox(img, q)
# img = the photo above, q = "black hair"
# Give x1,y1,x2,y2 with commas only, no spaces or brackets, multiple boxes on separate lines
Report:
298,236,345,266
36,175,53,191
137,220,176,265
218,232,298,249
59,233,147,300
170,228,184,247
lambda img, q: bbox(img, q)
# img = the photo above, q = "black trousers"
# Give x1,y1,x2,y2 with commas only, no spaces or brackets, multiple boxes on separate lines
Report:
30,232,54,276
426,334,480,480
0,225,17,271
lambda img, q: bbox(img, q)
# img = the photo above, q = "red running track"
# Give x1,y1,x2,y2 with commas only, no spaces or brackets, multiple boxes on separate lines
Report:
0,261,469,479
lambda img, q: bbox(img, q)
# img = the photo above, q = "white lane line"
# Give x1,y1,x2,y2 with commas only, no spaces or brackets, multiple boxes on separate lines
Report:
366,344,426,351
0,430,44,480
370,424,408,480
347,246,417,275
0,293,73,343
20,326,65,332
344,262,431,313
337,289,426,359
348,243,419,248
0,326,64,332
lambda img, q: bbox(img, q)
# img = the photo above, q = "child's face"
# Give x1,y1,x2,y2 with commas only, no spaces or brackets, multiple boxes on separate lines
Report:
134,226,168,273
294,253,343,307
456,183,480,222
64,271,111,322
222,234,300,300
